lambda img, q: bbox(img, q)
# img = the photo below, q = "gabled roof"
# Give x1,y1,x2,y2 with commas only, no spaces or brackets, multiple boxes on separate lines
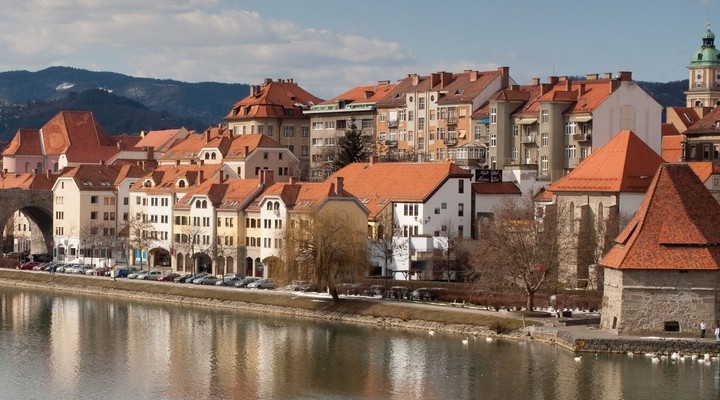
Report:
315,82,396,106
2,129,42,156
547,130,663,193
683,106,720,137
56,164,129,191
64,146,120,164
131,164,223,195
174,175,263,211
135,128,190,152
687,161,718,183
326,161,471,218
224,134,289,161
601,163,720,270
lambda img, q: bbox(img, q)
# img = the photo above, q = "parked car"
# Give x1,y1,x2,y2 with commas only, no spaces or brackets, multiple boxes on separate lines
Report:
247,278,275,289
216,276,242,286
127,270,145,279
173,274,194,283
157,272,180,282
17,261,40,270
88,266,112,276
187,273,209,284
140,271,163,280
348,283,373,296
387,286,409,299
193,275,221,285
75,265,95,275
56,264,76,273
32,262,49,271
113,268,137,278
369,285,386,297
234,277,260,288
64,264,85,274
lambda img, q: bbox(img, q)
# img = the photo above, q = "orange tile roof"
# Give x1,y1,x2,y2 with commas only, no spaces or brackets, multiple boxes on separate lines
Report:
0,171,55,189
247,178,357,213
601,163,720,270
326,161,471,218
667,107,701,131
317,82,397,105
226,79,321,120
132,164,223,195
224,134,288,160
175,176,262,210
135,128,189,152
533,187,553,202
58,164,134,190
547,130,663,193
686,161,716,183
64,146,120,164
684,106,720,137
1,129,42,155
376,69,503,108
661,135,685,163
515,78,617,117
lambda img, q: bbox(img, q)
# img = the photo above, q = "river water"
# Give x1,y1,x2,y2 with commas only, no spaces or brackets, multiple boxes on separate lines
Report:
1,285,719,400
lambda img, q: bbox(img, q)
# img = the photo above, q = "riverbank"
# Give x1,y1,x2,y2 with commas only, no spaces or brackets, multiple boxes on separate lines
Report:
0,269,534,337
4,269,719,357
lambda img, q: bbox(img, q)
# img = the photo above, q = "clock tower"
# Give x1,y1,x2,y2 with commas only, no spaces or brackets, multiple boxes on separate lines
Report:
686,23,720,107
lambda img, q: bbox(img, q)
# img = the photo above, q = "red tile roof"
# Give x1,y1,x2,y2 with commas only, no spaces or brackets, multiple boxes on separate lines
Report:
317,82,396,106
58,164,142,190
64,146,120,164
247,178,358,213
547,130,663,193
135,128,189,152
1,129,42,156
684,106,720,137
224,134,288,160
0,171,55,189
661,135,685,163
601,163,720,270
226,79,321,120
326,161,471,218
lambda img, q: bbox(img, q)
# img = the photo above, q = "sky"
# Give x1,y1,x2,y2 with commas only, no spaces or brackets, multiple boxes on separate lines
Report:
0,0,716,99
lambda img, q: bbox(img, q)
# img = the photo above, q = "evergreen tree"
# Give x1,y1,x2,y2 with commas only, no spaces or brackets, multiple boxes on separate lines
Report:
334,118,367,170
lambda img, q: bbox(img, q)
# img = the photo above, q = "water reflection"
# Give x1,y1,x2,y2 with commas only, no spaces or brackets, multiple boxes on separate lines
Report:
1,285,720,400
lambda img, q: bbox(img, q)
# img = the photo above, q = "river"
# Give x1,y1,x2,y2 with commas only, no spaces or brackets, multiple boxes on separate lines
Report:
1,285,719,400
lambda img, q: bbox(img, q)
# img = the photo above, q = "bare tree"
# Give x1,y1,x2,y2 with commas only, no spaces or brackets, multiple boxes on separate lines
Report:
431,220,473,282
278,210,368,301
124,213,158,271
174,222,213,273
367,207,406,277
476,196,567,310
79,221,109,268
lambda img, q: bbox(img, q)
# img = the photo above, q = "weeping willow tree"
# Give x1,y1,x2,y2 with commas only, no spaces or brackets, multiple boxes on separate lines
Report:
277,209,368,301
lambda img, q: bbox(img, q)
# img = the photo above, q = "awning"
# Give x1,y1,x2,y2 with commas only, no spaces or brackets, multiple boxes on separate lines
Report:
477,118,490,124
569,115,592,123
516,118,537,125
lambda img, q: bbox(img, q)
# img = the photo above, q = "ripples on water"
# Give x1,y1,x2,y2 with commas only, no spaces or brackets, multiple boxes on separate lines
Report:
1,285,719,399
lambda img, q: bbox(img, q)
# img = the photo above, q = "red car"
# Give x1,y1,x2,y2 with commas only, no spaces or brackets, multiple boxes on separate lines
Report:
157,272,180,282
17,262,40,270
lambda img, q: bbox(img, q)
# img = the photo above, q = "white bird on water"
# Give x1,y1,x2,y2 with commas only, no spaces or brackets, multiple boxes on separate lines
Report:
462,338,469,345
626,351,634,358
485,337,493,343
428,330,435,336
574,355,582,362
651,356,660,364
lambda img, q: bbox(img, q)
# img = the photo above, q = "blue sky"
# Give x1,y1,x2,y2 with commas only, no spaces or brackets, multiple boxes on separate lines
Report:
0,0,715,98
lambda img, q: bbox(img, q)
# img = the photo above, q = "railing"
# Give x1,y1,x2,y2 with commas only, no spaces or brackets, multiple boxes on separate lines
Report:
522,134,537,144
384,140,398,147
446,116,458,125
387,120,399,128
443,138,458,146
572,133,592,142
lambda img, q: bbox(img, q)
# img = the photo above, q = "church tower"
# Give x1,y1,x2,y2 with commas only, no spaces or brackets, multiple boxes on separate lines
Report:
686,23,720,107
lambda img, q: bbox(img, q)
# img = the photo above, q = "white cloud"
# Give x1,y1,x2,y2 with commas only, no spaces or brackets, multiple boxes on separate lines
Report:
0,2,416,97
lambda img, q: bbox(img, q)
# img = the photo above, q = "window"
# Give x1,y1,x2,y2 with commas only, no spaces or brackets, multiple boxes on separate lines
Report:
490,133,497,147
398,110,406,121
380,113,386,122
55,211,64,220
123,197,129,206
325,121,335,130
580,147,590,159
490,108,497,124
541,132,549,147
541,110,549,123
90,212,98,220
512,124,519,137
458,203,464,217
540,156,549,174
313,122,323,130
458,180,464,194
565,123,576,135
418,118,425,130
283,126,294,137
474,124,483,140
418,97,425,110
90,196,99,204
312,138,323,146
403,204,419,216
565,145,576,158
408,111,414,121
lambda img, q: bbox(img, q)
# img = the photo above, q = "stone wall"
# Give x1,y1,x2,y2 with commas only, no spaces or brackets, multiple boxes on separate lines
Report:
601,268,720,335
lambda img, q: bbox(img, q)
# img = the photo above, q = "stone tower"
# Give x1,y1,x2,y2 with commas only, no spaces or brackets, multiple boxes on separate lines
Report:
686,22,720,107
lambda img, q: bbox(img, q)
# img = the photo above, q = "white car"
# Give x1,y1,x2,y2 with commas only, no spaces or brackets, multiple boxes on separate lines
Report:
141,271,163,280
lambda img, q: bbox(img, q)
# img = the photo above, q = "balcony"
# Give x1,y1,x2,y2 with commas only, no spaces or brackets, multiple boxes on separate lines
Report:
384,140,398,147
443,138,458,146
572,133,592,142
446,116,458,125
522,134,537,144
504,158,519,165
387,120,399,128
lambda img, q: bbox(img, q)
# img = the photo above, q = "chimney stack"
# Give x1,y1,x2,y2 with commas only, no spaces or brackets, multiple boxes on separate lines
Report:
335,176,344,195
603,72,612,79
46,169,51,180
531,78,540,86
430,73,440,87
469,70,479,82
618,71,632,81
499,66,510,88
586,73,598,80
147,148,154,161
548,76,559,85
440,71,452,89
260,169,275,186
198,170,204,183
219,170,224,183
578,83,586,98
410,74,419,86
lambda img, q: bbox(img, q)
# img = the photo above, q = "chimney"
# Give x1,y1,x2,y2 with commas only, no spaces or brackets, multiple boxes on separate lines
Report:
198,170,204,183
430,73,440,87
46,169,50,180
175,160,180,167
370,155,378,165
603,72,612,79
559,76,568,82
499,66,510,88
469,70,479,82
100,160,105,166
510,84,520,91
199,159,204,166
289,176,296,184
116,141,123,150
147,148,154,161
548,76,559,85
205,130,210,144
578,83,586,98
565,80,571,91
260,169,275,186
531,78,540,86
33,169,37,175
264,78,272,85
586,73,598,80
244,146,249,156
335,176,344,195
440,71,452,89
618,71,632,81
218,170,224,183
377,80,390,86
410,74,419,86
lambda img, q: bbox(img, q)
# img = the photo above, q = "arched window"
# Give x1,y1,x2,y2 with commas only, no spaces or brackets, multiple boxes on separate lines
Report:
202,200,208,208
274,202,280,210
195,200,201,208
377,224,385,239
24,162,30,173
695,100,703,107
144,180,152,188
36,162,43,172
266,202,273,210
211,153,217,160
178,180,186,188
204,153,210,160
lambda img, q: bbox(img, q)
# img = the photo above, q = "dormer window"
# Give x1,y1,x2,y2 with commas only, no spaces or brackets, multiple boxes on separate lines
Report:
144,180,152,188
178,180,186,188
